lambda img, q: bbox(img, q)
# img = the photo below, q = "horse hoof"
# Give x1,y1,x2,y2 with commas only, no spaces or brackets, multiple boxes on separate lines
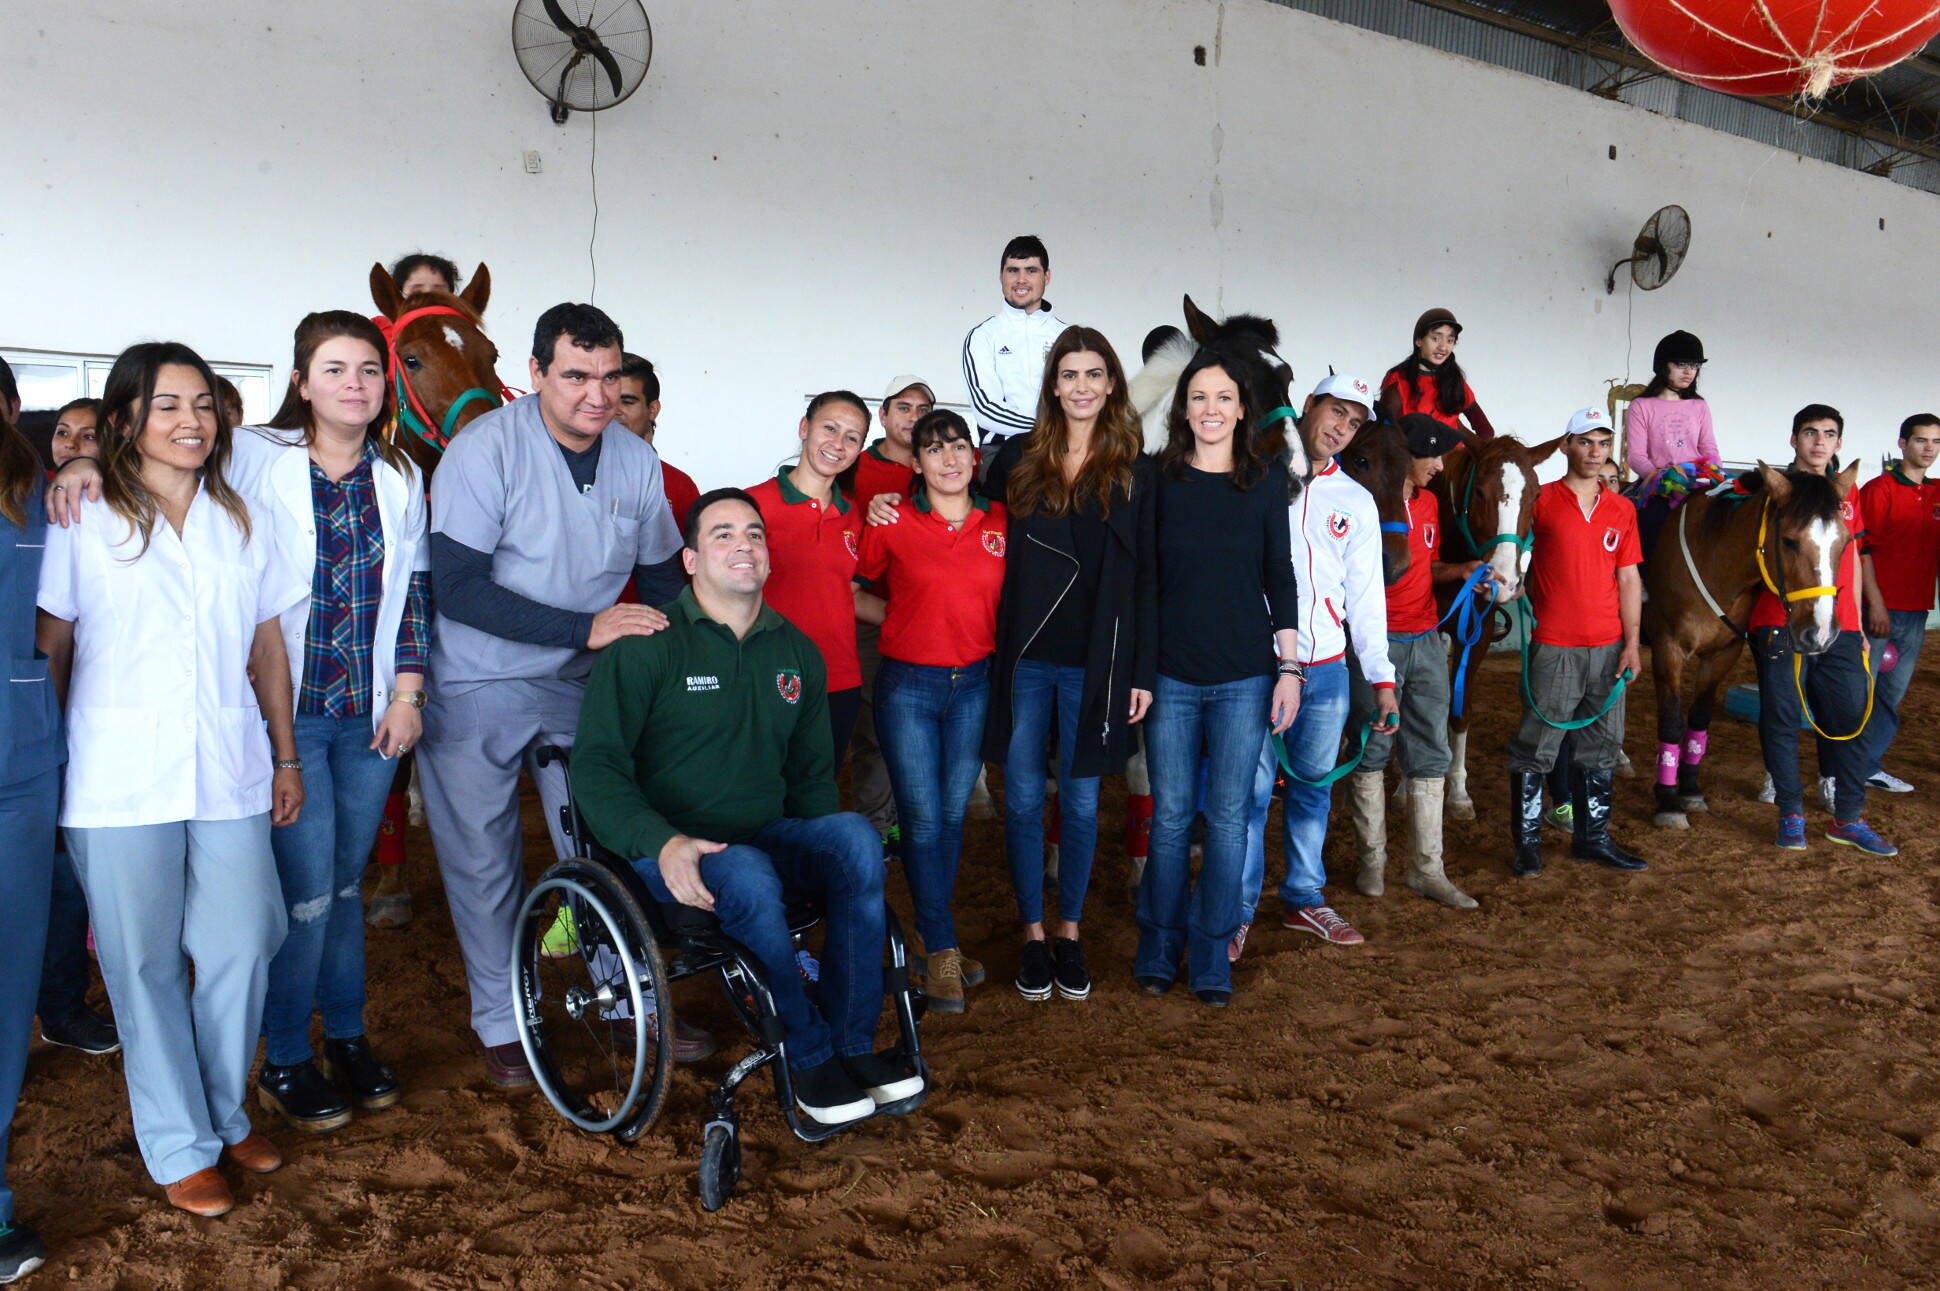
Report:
1449,799,1477,821
1652,811,1690,831
1615,761,1638,779
1678,796,1709,814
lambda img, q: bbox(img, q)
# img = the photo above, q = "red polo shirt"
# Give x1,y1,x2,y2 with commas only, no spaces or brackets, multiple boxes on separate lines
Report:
746,470,862,691
1387,489,1443,634
1750,488,1865,633
857,494,1007,667
1381,370,1476,431
851,441,917,513
1528,478,1640,647
662,460,701,533
1860,467,1940,612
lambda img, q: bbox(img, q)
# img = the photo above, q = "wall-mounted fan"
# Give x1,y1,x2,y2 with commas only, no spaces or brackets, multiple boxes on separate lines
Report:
513,0,653,125
1605,204,1690,293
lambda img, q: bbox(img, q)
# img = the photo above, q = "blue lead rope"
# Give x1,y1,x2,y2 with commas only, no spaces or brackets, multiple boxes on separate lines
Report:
1387,563,1500,717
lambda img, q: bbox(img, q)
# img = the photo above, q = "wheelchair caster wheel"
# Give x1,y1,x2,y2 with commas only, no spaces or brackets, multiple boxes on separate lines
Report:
698,1121,741,1211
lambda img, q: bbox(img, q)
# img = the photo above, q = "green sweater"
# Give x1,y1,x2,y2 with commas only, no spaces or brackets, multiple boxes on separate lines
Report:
573,587,839,863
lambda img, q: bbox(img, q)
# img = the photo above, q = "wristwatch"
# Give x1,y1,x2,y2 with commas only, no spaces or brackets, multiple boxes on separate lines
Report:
392,689,428,709
274,758,304,772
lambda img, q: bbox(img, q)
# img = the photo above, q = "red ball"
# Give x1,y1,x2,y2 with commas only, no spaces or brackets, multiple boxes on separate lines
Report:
1610,0,1940,99
1880,642,1900,673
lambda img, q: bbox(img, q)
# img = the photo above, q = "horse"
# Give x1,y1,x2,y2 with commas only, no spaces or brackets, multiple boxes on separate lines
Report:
363,260,509,927
1429,432,1561,819
1130,294,1309,485
1640,461,1861,829
1336,420,1415,586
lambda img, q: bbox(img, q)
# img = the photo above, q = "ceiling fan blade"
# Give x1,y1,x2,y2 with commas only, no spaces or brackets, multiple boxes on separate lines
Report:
590,39,625,97
541,0,578,36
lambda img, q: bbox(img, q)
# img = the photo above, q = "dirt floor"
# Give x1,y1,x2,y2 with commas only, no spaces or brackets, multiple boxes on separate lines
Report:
12,651,1940,1288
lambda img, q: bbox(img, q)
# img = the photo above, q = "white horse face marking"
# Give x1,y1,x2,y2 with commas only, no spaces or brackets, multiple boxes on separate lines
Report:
442,325,466,351
1255,344,1307,485
1800,516,1839,647
1489,461,1527,599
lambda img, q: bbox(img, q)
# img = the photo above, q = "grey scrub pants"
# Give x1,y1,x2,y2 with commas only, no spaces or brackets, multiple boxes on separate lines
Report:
1348,632,1453,778
1507,641,1627,774
65,815,285,1186
417,678,580,1048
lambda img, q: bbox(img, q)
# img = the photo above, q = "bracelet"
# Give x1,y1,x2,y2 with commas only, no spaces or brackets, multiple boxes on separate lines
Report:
273,758,303,772
1276,662,1306,682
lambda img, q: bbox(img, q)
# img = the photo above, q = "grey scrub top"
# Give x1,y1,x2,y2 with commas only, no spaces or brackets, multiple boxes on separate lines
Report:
429,395,682,683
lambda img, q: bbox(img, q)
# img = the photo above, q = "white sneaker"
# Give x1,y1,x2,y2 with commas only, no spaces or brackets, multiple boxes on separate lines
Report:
1757,773,1775,804
1868,770,1915,793
1819,776,1836,808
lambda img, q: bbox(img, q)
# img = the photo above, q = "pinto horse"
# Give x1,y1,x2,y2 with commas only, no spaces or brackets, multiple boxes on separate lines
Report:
364,260,509,925
1641,462,1861,829
1130,295,1309,485
1429,433,1560,819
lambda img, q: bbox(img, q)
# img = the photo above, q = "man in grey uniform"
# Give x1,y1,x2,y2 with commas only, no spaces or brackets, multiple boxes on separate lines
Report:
420,302,686,1086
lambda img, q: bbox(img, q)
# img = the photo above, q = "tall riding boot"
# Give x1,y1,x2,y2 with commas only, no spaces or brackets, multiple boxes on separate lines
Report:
1406,778,1477,908
1348,770,1387,897
1571,767,1648,870
1510,770,1545,877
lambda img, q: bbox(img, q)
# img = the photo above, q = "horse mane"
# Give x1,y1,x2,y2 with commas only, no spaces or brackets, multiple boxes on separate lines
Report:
1130,329,1198,452
1700,467,1841,536
398,287,483,328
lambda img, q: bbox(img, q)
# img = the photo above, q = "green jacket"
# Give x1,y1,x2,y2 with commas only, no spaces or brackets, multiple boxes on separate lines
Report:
572,588,838,863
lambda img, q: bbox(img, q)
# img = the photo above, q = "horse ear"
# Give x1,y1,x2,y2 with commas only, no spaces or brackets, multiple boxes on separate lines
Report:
1182,294,1216,345
462,263,492,315
1756,460,1793,505
1832,458,1861,499
370,262,403,320
1526,434,1566,466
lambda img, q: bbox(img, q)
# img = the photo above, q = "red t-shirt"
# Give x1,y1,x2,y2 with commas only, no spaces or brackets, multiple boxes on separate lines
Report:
1381,369,1475,431
856,496,1007,667
1859,469,1940,613
1750,488,1865,633
851,442,917,513
1528,479,1641,647
1386,489,1443,634
662,460,701,535
746,471,862,691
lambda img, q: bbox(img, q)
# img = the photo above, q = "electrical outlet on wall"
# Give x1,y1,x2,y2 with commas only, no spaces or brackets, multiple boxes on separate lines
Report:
523,150,543,174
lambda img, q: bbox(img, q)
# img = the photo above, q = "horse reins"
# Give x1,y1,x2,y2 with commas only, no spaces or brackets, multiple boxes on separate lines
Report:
371,304,520,453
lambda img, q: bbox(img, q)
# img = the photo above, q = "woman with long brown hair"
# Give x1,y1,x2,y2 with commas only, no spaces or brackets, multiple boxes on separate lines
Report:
37,342,307,1217
982,325,1155,1004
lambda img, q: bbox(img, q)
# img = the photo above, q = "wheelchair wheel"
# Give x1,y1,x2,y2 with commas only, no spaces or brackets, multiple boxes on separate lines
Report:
698,1121,741,1211
513,860,674,1137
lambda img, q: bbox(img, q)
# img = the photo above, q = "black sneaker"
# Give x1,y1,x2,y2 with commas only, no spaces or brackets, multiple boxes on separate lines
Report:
0,1222,46,1284
322,1035,401,1111
1050,938,1090,1001
1194,989,1232,1008
40,1007,120,1055
1015,939,1053,1002
792,1057,874,1125
843,1050,926,1107
256,1059,354,1133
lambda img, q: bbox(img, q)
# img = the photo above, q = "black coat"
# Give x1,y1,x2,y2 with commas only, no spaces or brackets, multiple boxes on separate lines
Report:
981,437,1158,777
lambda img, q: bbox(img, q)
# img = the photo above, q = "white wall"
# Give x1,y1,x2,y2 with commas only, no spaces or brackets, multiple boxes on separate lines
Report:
5,0,1937,488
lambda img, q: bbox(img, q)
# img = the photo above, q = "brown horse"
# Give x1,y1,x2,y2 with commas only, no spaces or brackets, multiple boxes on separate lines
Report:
1429,433,1561,818
1337,420,1414,585
1641,462,1861,829
364,260,505,926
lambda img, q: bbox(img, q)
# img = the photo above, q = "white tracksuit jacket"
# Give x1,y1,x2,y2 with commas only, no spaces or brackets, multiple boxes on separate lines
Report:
961,302,1068,442
1290,458,1395,684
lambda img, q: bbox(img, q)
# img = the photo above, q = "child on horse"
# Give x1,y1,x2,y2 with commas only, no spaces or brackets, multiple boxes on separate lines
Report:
1624,330,1724,560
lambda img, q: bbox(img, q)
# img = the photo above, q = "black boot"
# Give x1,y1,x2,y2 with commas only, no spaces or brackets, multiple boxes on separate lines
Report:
257,1059,353,1132
1571,767,1648,870
1509,770,1544,877
322,1035,402,1111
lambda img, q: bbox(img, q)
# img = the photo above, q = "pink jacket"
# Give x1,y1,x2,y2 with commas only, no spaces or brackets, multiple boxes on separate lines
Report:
1625,396,1719,477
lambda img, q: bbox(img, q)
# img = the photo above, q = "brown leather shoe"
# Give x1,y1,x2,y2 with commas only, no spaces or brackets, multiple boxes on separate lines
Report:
221,1131,283,1174
484,1041,536,1088
164,1167,234,1217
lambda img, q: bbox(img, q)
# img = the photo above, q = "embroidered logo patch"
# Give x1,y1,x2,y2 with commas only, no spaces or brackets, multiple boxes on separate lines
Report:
982,530,1006,557
1839,500,1855,524
776,669,802,704
1327,510,1352,540
1602,527,1621,552
843,530,859,559
1422,523,1437,550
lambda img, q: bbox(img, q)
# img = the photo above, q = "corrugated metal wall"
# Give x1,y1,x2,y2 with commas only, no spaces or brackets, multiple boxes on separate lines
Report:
1268,0,1940,197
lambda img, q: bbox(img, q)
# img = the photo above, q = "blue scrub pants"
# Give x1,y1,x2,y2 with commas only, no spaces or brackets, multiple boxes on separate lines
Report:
0,768,58,1223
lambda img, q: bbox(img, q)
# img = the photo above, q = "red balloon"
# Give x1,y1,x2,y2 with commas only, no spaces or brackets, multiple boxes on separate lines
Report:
1880,642,1900,673
1611,0,1940,98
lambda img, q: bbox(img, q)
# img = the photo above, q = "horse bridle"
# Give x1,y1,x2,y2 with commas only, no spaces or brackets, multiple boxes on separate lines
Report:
371,304,518,453
1451,449,1532,564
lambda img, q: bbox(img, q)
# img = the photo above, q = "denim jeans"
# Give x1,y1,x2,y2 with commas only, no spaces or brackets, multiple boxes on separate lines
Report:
632,812,885,1072
1138,673,1270,994
37,848,93,1025
262,712,396,1066
1003,659,1101,926
1753,627,1868,820
875,656,990,952
1239,657,1349,915
1862,610,1927,779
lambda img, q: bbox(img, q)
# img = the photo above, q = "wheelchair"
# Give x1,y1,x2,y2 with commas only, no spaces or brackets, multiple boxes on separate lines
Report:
510,745,929,1210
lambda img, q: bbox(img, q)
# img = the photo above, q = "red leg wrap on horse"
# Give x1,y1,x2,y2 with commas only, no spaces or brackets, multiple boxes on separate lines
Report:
1123,794,1153,860
376,791,408,866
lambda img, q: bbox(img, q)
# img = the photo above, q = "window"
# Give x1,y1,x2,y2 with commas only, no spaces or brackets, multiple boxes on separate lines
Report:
2,347,277,424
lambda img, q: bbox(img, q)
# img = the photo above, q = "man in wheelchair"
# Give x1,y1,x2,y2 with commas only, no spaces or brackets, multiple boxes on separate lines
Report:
571,487,927,1127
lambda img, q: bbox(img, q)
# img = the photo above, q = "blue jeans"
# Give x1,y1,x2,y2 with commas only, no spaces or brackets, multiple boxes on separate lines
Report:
1753,627,1868,820
38,847,93,1024
1137,673,1270,994
1862,610,1927,779
262,712,396,1066
875,656,990,952
632,813,885,1072
1003,659,1101,926
1239,657,1349,915
0,767,58,1222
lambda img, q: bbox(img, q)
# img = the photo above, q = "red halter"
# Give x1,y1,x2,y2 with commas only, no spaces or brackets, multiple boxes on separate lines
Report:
370,304,520,452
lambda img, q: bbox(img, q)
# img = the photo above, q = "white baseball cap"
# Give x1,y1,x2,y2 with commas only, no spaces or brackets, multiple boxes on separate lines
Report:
881,375,936,405
1308,373,1375,416
1564,406,1611,437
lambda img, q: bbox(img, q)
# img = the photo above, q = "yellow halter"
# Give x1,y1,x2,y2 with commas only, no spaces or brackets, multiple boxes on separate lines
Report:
1753,499,1873,742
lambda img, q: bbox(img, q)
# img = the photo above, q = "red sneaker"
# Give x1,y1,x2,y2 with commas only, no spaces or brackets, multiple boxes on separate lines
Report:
1281,904,1366,945
1227,921,1251,963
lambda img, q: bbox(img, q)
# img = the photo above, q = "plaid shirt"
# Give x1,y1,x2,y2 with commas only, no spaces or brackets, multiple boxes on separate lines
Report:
297,443,432,717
